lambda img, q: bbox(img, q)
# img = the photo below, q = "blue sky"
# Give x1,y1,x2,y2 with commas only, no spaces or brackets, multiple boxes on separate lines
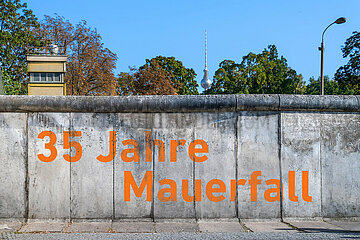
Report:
27,0,359,92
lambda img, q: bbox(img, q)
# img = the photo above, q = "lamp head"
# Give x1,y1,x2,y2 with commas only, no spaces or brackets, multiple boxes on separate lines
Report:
335,17,346,24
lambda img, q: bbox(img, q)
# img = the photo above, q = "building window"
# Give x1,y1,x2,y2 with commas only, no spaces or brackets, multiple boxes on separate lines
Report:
33,73,40,82
41,73,46,81
30,73,62,82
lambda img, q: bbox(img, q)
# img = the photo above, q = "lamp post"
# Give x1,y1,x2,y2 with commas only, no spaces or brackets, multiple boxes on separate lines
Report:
319,17,346,95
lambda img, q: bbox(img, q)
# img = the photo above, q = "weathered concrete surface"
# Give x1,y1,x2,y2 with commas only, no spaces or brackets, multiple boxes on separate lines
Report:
194,112,237,219
288,221,345,233
19,221,67,233
28,113,70,219
326,220,360,231
1,95,360,220
0,113,27,219
281,113,321,218
114,113,153,219
0,95,237,113
236,94,279,111
2,220,359,235
70,113,114,219
321,113,360,218
0,221,22,233
237,112,281,219
1,95,359,113
198,221,245,232
153,113,195,219
111,222,155,233
243,221,297,233
279,95,360,112
66,221,111,233
155,222,199,232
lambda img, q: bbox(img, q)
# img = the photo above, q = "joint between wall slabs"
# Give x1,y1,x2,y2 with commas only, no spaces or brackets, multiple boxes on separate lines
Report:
320,112,323,218
235,92,239,220
69,113,73,221
234,111,239,219
192,128,197,221
277,95,284,221
151,127,155,221
24,113,29,221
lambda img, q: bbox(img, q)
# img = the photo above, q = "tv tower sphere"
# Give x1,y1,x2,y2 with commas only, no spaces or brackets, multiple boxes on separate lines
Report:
201,30,211,90
201,69,211,90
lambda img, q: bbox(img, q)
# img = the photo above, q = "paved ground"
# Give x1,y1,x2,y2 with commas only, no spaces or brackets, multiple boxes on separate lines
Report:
1,232,360,240
0,219,359,239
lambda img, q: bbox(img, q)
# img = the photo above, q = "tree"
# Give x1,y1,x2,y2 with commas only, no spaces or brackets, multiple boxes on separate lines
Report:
142,56,198,95
36,15,117,96
334,31,360,95
0,0,39,94
1,68,27,95
116,70,135,96
116,63,177,95
205,45,306,94
305,76,340,95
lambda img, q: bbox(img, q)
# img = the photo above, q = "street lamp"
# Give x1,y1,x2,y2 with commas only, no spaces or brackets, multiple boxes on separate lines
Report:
319,17,346,95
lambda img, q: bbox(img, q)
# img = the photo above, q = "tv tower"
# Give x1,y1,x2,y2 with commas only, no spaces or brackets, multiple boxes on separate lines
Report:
201,30,211,90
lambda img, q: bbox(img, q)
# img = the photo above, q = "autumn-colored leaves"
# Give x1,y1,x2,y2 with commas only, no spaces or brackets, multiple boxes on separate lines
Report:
35,15,118,96
33,16,199,96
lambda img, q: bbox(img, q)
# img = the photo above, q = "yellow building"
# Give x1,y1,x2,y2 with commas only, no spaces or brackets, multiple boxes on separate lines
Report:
27,48,67,96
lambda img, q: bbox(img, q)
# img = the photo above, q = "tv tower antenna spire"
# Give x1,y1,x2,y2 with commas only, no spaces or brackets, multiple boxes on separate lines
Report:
205,29,208,70
201,29,211,90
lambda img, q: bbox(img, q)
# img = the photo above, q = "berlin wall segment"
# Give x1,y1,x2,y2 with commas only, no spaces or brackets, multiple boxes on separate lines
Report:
0,95,359,220
281,113,322,219
28,113,71,219
32,114,311,217
321,113,360,218
0,113,27,219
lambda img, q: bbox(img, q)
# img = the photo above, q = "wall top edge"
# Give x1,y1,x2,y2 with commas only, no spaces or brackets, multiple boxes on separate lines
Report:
26,55,68,62
0,95,359,113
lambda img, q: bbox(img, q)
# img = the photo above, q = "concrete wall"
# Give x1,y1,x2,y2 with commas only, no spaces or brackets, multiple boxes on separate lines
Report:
0,95,359,220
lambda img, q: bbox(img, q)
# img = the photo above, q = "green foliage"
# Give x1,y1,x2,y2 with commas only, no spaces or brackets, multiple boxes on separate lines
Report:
1,68,27,95
0,0,39,92
0,69,4,94
305,76,340,95
334,31,360,95
116,70,136,96
142,56,199,95
35,15,118,96
205,45,306,94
